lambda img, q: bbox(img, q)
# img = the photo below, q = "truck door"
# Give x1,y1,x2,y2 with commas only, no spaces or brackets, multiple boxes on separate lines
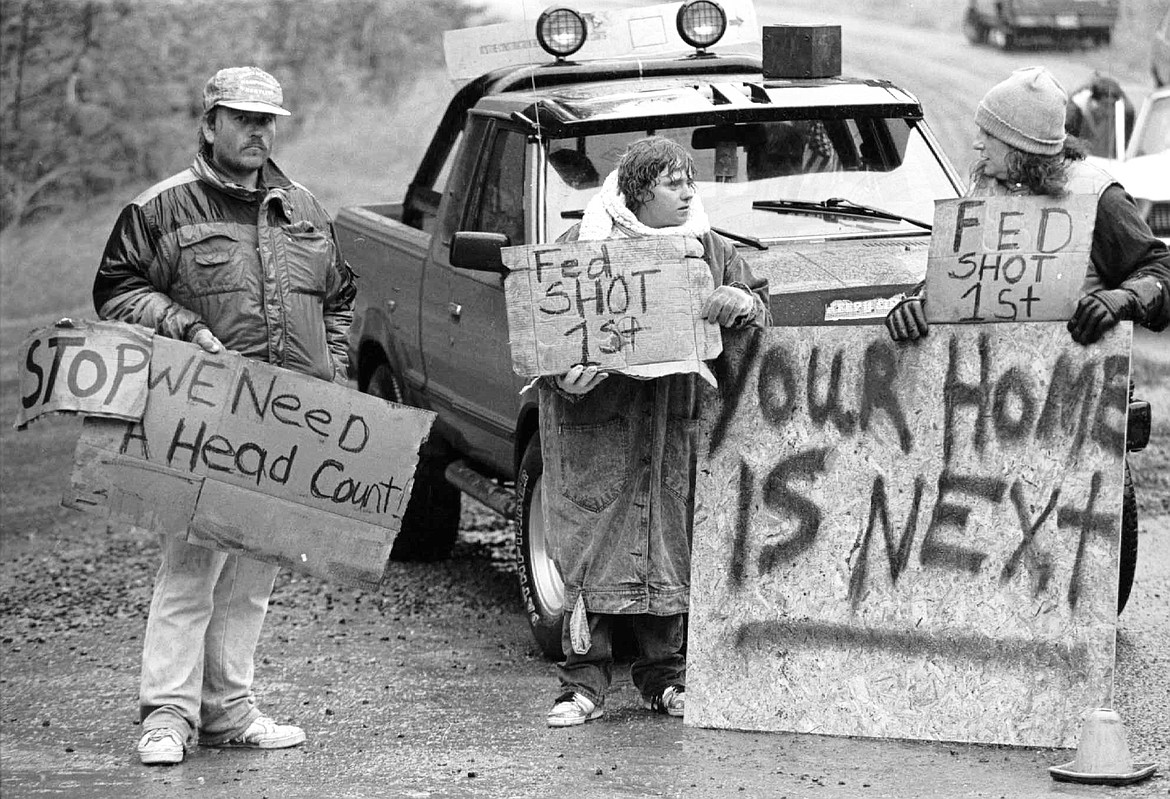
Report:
426,118,530,471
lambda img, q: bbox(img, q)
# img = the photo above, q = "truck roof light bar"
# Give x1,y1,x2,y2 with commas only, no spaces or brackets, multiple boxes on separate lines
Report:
536,7,588,60
677,0,728,53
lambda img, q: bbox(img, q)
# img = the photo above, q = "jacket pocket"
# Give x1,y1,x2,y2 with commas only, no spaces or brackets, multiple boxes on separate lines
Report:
177,223,243,297
558,417,631,513
282,221,331,297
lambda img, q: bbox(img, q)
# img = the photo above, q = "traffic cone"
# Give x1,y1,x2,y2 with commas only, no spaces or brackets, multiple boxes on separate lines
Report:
1049,708,1157,785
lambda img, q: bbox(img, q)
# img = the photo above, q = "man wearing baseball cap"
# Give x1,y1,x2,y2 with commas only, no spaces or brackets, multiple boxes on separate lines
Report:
886,66,1168,344
93,66,356,765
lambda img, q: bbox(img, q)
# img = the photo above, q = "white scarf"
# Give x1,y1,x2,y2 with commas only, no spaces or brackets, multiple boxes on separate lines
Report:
577,170,711,240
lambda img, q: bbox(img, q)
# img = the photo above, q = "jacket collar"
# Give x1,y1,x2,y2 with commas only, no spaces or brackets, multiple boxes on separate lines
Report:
193,153,295,205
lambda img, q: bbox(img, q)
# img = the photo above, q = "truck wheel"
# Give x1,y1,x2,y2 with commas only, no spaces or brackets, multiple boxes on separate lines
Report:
962,10,988,44
365,363,461,561
1118,461,1137,615
515,433,565,660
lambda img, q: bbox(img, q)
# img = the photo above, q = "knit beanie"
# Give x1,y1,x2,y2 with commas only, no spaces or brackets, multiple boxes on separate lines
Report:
975,66,1067,155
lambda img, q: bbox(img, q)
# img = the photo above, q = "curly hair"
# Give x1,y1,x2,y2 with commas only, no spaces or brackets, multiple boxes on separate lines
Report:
617,136,695,213
971,137,1088,197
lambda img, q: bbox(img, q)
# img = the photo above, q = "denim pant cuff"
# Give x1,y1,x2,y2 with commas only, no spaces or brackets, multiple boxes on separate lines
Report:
198,706,262,746
140,707,194,746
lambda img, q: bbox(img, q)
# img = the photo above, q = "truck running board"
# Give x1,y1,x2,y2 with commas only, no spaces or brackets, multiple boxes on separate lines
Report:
444,459,518,520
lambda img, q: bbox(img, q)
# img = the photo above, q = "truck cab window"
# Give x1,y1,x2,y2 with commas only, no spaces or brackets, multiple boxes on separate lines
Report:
467,128,526,246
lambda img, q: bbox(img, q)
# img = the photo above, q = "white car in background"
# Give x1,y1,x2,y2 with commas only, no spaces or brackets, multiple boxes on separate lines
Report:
1089,87,1170,242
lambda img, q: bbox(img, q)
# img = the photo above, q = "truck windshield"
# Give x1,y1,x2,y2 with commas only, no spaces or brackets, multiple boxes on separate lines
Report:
544,116,959,243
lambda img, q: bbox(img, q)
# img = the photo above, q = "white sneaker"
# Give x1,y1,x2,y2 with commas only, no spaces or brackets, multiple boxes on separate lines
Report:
547,692,604,727
137,727,185,765
218,716,306,749
643,684,685,717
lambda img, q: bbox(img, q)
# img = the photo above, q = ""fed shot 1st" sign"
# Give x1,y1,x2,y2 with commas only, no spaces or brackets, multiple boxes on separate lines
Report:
925,194,1096,324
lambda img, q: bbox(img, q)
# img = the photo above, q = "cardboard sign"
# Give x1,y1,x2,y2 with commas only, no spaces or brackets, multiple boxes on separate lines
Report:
501,236,723,378
688,322,1129,748
64,333,437,588
444,0,761,80
14,319,152,430
925,195,1096,323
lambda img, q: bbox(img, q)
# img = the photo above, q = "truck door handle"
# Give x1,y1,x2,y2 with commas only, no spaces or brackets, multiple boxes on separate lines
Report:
448,302,463,319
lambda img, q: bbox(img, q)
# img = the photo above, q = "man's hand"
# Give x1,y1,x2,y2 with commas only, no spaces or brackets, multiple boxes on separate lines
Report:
701,286,755,327
556,364,608,395
192,328,225,353
1068,288,1136,345
885,296,929,341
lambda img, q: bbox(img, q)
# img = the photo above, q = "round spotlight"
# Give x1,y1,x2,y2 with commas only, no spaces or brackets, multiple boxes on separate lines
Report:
537,7,588,59
677,0,727,50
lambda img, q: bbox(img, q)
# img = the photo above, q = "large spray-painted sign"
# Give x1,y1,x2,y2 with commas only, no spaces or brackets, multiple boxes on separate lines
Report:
687,322,1128,747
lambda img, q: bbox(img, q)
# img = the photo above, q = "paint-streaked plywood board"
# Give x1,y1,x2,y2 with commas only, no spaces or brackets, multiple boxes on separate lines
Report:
689,321,1128,747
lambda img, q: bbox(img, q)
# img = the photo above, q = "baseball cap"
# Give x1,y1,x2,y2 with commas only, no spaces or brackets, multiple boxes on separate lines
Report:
203,66,291,116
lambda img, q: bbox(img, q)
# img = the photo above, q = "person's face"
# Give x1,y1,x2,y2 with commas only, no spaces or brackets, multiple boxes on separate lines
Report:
203,108,277,185
634,166,695,228
972,127,1013,182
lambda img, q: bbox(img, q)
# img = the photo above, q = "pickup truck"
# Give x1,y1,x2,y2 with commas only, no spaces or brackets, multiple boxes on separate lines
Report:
1086,86,1170,242
337,3,1141,658
962,0,1119,49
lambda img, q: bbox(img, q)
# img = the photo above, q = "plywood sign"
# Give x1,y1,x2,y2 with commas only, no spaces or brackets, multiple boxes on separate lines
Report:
14,319,152,430
502,236,722,379
925,195,1096,323
688,322,1129,748
63,332,436,588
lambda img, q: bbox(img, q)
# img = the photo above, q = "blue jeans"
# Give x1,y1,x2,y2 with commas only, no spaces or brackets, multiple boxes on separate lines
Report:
557,612,686,706
138,533,279,745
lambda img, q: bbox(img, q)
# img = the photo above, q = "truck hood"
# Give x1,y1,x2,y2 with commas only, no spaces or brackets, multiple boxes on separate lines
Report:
1088,152,1170,202
744,236,928,325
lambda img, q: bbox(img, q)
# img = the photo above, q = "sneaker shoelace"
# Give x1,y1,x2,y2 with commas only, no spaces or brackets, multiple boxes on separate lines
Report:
552,692,593,714
143,729,182,745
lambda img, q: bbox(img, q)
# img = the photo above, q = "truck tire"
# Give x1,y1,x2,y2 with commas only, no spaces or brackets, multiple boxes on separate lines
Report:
1118,461,1137,614
364,362,461,562
962,10,988,44
515,433,566,660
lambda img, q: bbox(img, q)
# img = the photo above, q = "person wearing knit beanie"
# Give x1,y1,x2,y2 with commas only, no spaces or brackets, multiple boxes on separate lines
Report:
885,67,1170,348
974,66,1068,155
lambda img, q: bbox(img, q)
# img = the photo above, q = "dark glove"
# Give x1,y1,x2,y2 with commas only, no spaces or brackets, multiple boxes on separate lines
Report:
1067,288,1137,345
885,295,929,341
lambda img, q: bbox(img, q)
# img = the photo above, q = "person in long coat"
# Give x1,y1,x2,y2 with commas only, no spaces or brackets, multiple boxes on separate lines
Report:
540,136,771,727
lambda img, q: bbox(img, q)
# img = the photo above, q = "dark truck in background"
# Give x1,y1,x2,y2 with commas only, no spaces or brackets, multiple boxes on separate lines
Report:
963,0,1120,48
335,3,1143,658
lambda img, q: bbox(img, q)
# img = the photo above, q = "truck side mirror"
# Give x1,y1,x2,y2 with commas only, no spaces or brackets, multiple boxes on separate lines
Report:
450,231,510,274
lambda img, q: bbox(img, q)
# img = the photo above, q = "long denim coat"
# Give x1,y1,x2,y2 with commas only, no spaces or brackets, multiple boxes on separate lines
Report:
539,229,769,616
